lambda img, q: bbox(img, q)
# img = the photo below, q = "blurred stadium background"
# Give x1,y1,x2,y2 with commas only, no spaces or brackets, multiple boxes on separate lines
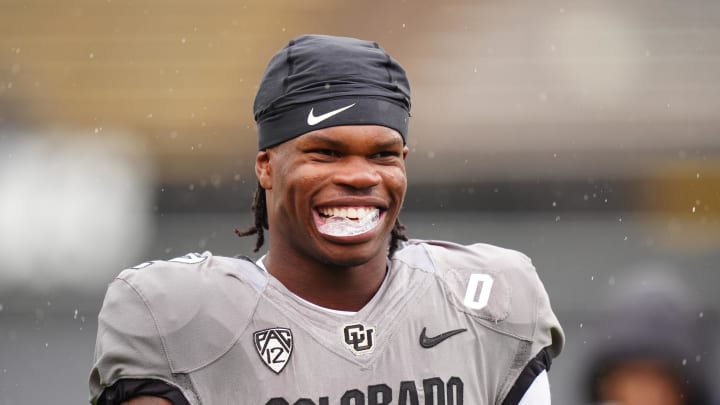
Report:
1,0,719,404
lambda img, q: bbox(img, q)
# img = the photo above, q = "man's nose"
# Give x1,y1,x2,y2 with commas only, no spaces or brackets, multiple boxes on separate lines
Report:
331,157,382,189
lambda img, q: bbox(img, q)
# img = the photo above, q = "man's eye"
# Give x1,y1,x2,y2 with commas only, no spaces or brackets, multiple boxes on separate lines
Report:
311,149,338,157
372,151,400,159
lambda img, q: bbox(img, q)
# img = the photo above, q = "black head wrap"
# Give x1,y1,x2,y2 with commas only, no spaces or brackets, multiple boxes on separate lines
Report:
254,34,411,150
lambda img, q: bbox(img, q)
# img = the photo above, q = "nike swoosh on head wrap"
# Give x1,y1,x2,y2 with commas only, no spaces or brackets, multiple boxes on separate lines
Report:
253,34,412,150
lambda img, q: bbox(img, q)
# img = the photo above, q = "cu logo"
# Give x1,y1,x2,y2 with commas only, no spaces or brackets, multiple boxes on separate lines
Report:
343,323,375,354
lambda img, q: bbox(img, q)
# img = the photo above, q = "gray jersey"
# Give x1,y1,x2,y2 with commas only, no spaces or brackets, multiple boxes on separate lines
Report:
90,239,564,404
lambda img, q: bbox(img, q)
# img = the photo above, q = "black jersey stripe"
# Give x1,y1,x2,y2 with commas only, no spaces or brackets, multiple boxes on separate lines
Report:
501,346,553,405
97,378,190,405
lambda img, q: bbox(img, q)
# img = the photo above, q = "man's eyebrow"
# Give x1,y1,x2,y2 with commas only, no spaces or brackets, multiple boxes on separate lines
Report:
373,138,404,149
301,133,344,148
301,133,404,149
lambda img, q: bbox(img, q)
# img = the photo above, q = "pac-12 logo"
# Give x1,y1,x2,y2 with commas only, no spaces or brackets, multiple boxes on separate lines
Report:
343,323,375,354
254,328,293,374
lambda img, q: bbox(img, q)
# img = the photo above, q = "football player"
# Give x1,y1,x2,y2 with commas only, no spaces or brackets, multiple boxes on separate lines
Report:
90,34,564,405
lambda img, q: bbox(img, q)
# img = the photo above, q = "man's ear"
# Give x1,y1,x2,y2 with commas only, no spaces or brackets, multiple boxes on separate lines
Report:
402,145,409,161
256,150,272,189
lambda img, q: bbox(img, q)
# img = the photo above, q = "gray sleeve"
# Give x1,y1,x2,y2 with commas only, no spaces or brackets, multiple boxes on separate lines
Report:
89,278,175,404
520,252,564,360
500,251,564,404
419,240,565,358
415,240,564,403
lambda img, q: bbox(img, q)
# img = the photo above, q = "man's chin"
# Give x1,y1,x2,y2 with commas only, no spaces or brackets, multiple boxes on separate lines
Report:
313,241,388,269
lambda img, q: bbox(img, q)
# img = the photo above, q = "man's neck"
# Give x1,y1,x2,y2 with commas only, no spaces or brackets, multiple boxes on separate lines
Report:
263,249,388,312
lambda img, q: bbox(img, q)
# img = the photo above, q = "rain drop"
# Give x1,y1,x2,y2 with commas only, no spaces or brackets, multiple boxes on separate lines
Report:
682,358,687,366
73,309,78,320
210,174,222,188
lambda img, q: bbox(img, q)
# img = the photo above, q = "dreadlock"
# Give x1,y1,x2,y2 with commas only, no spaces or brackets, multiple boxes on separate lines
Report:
235,183,408,257
234,184,268,251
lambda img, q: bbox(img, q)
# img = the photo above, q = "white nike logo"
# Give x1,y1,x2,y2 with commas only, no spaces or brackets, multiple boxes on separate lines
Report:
307,103,356,126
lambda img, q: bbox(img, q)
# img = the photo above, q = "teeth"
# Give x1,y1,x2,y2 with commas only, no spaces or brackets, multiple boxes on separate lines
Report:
318,206,376,220
317,208,381,237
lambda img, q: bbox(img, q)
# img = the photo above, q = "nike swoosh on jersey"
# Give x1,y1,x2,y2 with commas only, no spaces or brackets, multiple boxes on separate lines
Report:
419,327,468,348
306,103,356,126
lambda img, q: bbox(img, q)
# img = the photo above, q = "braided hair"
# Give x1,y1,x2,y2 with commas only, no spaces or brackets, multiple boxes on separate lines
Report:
235,183,408,257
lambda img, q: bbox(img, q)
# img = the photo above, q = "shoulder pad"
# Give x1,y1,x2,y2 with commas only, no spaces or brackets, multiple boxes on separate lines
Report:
115,252,268,372
401,240,562,353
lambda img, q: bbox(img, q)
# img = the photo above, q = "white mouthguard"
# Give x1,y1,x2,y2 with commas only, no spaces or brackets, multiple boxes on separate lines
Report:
317,209,380,237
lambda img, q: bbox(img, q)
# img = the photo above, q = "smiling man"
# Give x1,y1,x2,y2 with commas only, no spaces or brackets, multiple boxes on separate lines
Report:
90,35,564,405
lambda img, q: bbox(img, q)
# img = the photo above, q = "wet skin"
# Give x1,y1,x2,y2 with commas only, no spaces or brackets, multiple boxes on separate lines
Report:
256,125,409,311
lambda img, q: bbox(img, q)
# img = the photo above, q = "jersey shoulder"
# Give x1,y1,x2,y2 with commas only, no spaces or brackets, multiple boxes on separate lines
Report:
106,252,267,372
396,239,563,356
